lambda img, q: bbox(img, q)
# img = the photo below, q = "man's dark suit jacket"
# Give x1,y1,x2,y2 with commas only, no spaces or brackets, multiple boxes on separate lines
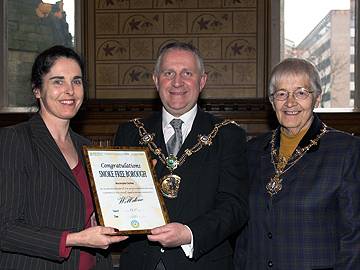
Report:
114,109,249,270
234,114,360,270
0,114,112,270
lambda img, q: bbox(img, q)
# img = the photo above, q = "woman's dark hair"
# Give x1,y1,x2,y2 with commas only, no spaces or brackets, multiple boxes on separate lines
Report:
31,45,86,92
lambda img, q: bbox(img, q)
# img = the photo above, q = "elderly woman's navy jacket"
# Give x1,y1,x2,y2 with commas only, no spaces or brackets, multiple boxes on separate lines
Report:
235,114,360,270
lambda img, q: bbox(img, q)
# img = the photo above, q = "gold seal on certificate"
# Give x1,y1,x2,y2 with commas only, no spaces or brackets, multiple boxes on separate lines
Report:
83,146,169,235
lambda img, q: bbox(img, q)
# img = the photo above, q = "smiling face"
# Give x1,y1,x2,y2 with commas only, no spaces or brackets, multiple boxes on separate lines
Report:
153,49,207,117
271,73,321,135
34,57,84,123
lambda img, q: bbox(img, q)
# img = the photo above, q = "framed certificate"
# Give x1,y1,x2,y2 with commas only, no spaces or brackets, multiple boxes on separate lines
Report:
83,146,169,234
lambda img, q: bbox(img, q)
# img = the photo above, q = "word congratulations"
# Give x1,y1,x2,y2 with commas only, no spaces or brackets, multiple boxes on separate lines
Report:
101,162,141,169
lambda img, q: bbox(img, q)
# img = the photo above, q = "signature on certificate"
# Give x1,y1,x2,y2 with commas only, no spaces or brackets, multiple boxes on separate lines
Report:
117,195,143,204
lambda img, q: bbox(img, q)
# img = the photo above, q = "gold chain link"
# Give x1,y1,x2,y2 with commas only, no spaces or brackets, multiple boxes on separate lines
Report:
132,118,240,169
267,122,328,196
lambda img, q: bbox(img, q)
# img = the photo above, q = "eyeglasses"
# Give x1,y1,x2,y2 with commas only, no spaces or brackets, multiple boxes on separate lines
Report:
271,87,314,101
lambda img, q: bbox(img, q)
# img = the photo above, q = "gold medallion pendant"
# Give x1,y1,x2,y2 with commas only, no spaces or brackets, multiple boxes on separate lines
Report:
267,123,328,196
266,174,283,196
160,174,181,199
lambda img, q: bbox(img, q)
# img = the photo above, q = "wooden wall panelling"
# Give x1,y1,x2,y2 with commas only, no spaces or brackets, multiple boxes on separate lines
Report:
85,0,261,100
1,102,359,146
69,99,277,145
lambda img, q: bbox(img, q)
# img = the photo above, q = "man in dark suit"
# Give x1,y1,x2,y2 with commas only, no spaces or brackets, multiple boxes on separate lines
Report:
114,42,249,270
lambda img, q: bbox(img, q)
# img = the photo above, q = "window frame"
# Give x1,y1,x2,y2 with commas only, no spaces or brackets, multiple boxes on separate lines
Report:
0,0,83,113
0,0,6,110
270,0,360,111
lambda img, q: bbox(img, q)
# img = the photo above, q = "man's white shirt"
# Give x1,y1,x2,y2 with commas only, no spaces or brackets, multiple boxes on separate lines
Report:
161,105,197,258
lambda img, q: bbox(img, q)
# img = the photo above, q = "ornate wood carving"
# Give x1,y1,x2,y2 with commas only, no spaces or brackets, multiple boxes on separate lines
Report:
1,100,358,146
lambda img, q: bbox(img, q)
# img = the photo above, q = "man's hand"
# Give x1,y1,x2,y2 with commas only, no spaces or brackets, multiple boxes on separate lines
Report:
147,222,191,247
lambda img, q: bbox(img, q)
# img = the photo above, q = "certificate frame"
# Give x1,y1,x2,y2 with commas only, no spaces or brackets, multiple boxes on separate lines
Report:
82,146,169,235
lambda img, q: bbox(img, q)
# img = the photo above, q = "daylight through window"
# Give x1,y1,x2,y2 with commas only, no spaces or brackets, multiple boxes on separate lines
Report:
1,0,75,111
283,0,355,109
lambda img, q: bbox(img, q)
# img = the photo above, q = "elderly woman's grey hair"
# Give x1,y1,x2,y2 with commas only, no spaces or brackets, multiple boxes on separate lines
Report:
268,58,322,101
154,41,205,76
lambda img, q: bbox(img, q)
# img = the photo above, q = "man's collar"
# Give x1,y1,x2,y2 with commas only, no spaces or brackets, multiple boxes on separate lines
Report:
162,105,198,128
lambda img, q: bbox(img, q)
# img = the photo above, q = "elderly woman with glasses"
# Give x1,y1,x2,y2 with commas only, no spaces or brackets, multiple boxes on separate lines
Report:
234,58,360,269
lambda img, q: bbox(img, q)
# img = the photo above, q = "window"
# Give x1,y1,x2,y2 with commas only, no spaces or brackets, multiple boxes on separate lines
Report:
0,0,77,112
273,0,359,110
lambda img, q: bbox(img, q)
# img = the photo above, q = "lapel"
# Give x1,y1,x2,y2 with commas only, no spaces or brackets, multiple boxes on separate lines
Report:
260,143,310,205
143,113,182,216
260,148,274,197
143,109,214,217
144,110,213,168
29,114,81,191
144,112,168,178
71,129,88,170
178,109,213,155
263,114,324,204
172,109,214,214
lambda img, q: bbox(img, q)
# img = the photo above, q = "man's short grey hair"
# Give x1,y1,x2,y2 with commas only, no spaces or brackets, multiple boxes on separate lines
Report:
154,42,205,75
268,58,322,100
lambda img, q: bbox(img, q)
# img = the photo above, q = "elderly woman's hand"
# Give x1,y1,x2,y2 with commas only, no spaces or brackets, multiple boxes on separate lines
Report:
66,226,128,249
